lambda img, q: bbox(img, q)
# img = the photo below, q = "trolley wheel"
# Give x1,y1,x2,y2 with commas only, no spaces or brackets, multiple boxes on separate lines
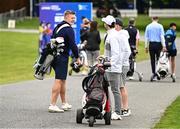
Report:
150,76,153,82
139,77,142,82
104,111,111,125
76,108,84,124
172,78,176,83
89,116,95,127
69,69,72,76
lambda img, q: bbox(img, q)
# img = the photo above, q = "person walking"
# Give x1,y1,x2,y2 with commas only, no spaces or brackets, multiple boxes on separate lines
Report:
145,16,166,81
165,23,177,81
125,18,140,80
83,21,101,66
48,10,81,113
102,15,124,120
115,18,131,116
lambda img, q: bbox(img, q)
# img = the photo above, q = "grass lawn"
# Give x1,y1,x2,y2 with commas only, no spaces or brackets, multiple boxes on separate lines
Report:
16,17,39,29
0,32,39,84
154,96,180,128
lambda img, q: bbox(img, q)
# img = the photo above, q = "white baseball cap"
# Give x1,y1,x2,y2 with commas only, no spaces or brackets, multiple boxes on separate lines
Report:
102,15,115,26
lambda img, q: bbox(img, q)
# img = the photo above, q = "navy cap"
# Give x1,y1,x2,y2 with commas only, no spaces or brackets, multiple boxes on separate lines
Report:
115,18,123,27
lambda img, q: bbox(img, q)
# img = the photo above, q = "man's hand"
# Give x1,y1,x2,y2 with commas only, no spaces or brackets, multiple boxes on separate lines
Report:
162,46,167,52
145,47,149,53
76,58,82,65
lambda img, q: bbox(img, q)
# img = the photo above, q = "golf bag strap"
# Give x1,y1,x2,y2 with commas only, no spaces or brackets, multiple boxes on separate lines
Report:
56,24,70,34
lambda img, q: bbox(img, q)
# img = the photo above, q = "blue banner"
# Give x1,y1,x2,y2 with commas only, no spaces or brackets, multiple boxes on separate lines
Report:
39,2,92,44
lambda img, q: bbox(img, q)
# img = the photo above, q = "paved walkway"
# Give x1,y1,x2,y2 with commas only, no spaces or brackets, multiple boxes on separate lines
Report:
0,28,180,128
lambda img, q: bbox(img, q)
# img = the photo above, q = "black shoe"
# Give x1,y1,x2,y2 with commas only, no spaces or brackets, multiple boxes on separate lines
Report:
171,74,176,82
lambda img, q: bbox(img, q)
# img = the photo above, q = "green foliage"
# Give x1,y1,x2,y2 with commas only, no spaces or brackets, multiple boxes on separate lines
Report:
94,15,180,32
0,32,39,84
154,96,180,128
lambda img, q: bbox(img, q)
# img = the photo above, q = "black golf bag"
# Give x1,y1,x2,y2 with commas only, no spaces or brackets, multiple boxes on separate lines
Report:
127,46,137,77
76,57,111,127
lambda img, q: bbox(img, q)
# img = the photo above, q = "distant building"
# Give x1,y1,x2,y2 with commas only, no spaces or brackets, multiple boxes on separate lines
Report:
0,0,29,15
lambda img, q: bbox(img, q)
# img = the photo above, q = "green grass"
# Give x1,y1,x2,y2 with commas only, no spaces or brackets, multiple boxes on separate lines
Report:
0,32,39,84
154,96,180,128
15,17,39,29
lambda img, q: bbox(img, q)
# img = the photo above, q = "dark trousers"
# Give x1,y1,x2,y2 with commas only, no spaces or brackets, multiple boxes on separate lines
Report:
149,42,162,75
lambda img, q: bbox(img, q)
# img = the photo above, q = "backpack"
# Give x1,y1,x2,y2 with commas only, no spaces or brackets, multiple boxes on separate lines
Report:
165,29,176,51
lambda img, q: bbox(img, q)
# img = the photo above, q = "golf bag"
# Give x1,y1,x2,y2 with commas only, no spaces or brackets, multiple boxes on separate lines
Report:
76,57,111,127
127,46,143,81
156,51,170,79
33,37,65,80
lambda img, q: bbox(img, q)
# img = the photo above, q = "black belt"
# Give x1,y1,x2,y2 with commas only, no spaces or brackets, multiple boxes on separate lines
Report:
149,41,161,44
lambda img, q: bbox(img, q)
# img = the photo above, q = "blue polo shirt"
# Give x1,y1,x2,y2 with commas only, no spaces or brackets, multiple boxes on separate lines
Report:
145,21,165,43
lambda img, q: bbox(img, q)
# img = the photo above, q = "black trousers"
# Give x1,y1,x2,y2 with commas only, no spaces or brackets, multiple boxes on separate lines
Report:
149,42,162,75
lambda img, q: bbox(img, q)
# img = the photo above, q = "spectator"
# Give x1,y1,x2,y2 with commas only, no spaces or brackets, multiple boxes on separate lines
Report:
39,21,45,53
41,22,52,51
115,18,131,116
165,23,177,81
145,16,166,81
83,21,101,66
80,17,90,43
125,18,140,80
102,15,123,120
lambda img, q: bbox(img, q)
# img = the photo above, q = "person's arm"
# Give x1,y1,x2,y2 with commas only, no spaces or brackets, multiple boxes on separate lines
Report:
122,37,131,62
144,26,149,53
136,29,140,52
67,27,79,58
160,25,166,51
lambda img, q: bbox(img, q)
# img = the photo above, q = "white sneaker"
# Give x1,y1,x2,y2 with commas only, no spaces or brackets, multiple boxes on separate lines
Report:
111,112,122,120
128,76,134,80
48,104,64,113
61,103,72,111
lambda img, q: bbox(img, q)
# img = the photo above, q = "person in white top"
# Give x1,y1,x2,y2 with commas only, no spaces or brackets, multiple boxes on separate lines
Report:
115,18,131,117
102,15,125,120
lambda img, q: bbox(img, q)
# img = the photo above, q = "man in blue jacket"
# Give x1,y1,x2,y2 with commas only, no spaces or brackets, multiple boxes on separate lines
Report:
48,10,81,113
